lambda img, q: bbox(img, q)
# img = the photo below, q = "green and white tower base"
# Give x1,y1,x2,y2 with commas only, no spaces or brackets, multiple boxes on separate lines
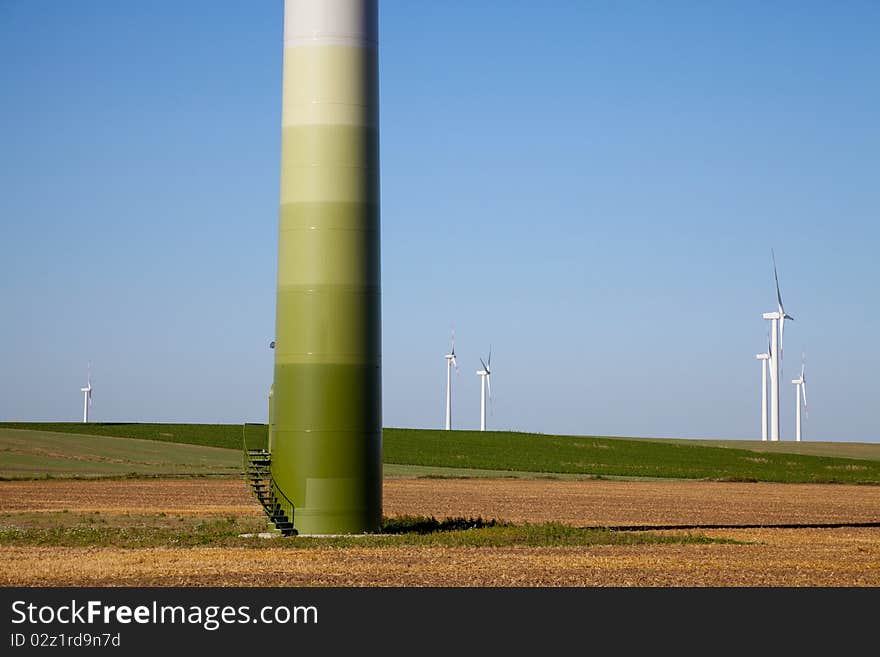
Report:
270,0,382,535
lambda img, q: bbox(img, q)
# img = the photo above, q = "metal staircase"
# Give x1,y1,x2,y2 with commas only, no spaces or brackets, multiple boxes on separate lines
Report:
243,427,297,536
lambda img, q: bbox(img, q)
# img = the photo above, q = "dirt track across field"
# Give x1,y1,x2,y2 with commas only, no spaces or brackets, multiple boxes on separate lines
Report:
2,477,879,527
1,477,879,586
0,478,258,516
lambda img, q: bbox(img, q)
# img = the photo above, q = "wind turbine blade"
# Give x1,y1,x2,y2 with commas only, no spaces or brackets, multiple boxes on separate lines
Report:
486,374,491,399
772,250,794,366
487,346,491,368
479,357,487,372
772,249,785,312
451,356,458,372
801,381,807,411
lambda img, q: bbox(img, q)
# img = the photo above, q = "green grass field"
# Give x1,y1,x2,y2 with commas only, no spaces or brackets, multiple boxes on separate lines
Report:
2,423,879,484
0,422,246,450
382,429,880,484
0,428,241,479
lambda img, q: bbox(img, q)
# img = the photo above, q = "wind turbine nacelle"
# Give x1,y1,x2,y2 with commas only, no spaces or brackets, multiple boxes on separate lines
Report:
755,353,770,360
762,312,781,320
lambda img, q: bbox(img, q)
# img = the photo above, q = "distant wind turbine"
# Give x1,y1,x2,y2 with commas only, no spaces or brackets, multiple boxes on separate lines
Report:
444,329,458,430
762,249,794,441
80,364,92,423
476,348,492,431
791,355,808,442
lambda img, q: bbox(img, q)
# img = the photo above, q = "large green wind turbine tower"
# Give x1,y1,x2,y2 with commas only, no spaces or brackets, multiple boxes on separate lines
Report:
266,0,382,535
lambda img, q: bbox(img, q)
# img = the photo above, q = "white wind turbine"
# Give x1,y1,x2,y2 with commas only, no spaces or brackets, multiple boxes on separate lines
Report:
444,329,458,430
755,332,771,442
476,348,492,432
761,250,794,441
80,364,93,423
791,355,808,442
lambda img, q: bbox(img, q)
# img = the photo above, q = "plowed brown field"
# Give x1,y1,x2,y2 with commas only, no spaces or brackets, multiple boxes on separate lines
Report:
2,478,879,586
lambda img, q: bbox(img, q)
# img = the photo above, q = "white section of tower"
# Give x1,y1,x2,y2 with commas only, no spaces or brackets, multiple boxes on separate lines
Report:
762,313,781,441
755,352,770,441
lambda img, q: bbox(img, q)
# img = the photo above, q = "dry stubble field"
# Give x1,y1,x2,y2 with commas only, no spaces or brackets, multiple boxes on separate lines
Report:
1,477,879,586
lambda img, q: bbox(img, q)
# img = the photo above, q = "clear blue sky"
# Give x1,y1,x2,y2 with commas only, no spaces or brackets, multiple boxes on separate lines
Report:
1,1,878,441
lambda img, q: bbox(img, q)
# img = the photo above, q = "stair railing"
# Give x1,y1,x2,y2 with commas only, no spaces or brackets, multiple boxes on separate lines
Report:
269,478,296,530
241,423,296,532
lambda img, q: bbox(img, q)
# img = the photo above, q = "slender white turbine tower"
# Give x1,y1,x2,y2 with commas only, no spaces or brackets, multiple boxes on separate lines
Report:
444,330,458,430
476,349,492,431
80,366,92,423
762,250,793,441
791,356,808,442
755,342,770,441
